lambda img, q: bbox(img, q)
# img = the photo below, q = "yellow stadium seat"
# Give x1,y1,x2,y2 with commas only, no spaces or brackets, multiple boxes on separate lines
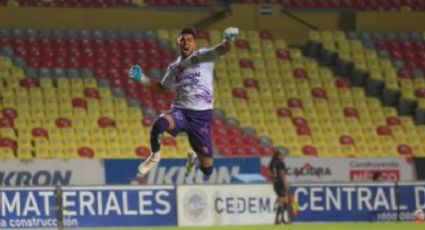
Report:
308,31,320,41
10,67,24,79
0,67,10,79
17,146,33,159
0,147,15,159
83,78,97,87
157,29,170,40
274,39,287,49
0,56,12,67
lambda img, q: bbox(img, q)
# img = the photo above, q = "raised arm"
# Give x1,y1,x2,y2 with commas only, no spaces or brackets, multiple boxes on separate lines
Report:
130,27,239,88
180,27,239,66
216,27,239,55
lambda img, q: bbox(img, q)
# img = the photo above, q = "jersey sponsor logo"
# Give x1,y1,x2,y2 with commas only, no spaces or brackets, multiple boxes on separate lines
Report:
0,170,72,186
176,72,200,82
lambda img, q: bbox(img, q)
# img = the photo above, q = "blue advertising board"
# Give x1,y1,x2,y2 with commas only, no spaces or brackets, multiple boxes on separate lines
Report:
0,186,176,228
291,182,425,222
104,158,261,185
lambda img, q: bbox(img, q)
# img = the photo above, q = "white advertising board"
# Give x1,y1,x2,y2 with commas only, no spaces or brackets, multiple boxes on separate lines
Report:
177,184,276,226
0,159,105,186
261,157,415,182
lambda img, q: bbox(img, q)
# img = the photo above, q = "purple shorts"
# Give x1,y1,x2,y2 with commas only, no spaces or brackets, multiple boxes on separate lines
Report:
165,107,213,158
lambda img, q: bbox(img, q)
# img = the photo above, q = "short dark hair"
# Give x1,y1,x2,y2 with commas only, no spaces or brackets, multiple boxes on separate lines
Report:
178,28,196,39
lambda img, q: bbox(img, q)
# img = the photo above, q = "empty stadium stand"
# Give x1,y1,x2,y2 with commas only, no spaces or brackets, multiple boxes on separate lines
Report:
244,0,425,11
1,27,424,160
0,28,271,159
304,30,425,157
0,0,210,7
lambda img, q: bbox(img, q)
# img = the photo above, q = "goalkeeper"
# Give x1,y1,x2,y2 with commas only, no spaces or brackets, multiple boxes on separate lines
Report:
130,27,239,177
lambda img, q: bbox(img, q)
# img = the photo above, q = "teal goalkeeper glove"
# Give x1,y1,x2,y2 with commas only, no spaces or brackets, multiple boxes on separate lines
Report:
223,27,239,42
129,65,144,82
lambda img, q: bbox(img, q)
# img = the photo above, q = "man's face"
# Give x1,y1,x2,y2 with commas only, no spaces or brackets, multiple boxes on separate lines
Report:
278,154,285,161
178,33,197,58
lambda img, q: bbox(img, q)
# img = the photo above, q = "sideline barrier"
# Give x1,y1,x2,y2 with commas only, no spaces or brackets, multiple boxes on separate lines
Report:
0,183,424,228
177,184,276,226
0,157,414,187
292,182,424,222
104,158,261,185
0,160,105,186
105,157,414,185
0,186,176,228
177,182,425,226
260,157,415,182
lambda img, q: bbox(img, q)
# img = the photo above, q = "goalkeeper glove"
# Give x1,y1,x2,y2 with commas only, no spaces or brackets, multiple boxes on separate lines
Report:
223,27,239,42
129,65,144,82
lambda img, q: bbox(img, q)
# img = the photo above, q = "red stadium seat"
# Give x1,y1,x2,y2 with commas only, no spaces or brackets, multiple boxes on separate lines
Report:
386,116,401,126
293,68,308,79
84,88,100,99
232,88,248,99
339,135,355,146
235,39,250,50
302,145,318,157
259,30,272,40
135,146,151,158
292,116,308,127
239,59,254,69
0,137,17,153
343,107,358,118
296,126,311,136
72,97,88,109
376,126,392,136
287,98,303,108
335,77,351,88
311,87,328,99
32,127,49,138
2,108,18,120
276,49,291,60
55,117,72,128
277,107,292,117
78,146,95,158
243,79,258,89
397,144,412,156
98,117,116,128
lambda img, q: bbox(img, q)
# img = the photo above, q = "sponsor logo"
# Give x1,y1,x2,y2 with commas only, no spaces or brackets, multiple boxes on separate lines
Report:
287,163,332,178
176,72,201,82
350,170,400,182
132,166,240,185
1,187,176,228
183,189,208,222
105,158,261,185
0,170,72,186
349,161,400,169
215,196,274,214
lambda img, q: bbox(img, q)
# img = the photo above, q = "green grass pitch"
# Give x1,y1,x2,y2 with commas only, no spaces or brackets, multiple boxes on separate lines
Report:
80,222,424,230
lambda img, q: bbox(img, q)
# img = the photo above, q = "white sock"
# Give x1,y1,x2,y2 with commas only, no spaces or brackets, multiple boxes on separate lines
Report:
152,151,161,161
189,152,198,164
